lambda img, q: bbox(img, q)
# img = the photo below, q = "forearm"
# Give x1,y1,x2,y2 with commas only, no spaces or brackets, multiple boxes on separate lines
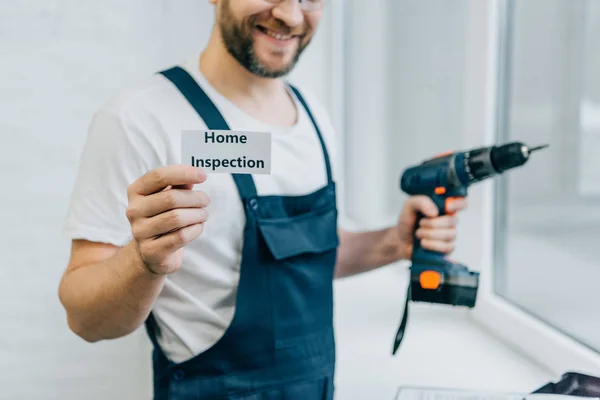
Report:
335,227,406,278
58,240,166,342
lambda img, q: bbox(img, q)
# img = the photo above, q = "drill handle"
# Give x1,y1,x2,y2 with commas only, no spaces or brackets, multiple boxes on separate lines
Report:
411,188,466,265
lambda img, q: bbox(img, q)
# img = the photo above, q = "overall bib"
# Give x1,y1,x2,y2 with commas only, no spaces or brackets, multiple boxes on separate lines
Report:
144,66,339,400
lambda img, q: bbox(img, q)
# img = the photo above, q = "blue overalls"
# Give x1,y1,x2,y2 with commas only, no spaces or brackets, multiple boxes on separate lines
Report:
144,66,339,400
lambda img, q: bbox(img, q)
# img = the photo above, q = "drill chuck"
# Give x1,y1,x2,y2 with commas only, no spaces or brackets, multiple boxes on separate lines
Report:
400,141,549,196
465,141,550,181
490,142,548,172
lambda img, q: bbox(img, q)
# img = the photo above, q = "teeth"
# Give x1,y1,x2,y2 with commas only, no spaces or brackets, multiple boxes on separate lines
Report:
264,29,292,40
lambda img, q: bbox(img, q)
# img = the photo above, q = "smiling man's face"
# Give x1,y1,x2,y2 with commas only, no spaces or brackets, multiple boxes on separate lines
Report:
215,0,322,78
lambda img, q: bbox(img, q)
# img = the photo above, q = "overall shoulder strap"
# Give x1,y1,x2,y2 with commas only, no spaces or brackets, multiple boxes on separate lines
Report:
287,84,334,184
159,66,258,199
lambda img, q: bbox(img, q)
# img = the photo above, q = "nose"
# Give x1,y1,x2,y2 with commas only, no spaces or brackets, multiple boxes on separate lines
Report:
271,0,304,27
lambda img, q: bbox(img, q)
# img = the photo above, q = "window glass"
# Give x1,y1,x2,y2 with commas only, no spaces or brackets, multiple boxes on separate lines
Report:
494,0,600,352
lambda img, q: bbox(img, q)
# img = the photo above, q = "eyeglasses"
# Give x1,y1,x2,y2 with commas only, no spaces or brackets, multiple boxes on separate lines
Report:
263,0,325,12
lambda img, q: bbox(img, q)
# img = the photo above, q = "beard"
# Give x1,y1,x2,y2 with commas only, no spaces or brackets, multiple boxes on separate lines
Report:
218,0,310,78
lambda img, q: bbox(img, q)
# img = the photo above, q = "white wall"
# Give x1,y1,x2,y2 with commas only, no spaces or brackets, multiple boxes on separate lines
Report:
341,0,471,232
0,2,332,399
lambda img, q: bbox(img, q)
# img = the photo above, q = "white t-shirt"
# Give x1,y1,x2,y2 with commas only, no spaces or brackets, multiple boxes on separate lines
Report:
63,56,338,363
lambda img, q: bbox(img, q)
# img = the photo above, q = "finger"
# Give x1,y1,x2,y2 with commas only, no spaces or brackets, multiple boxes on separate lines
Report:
134,208,209,240
420,239,455,254
131,190,210,218
139,223,205,263
415,228,456,242
405,195,439,219
419,215,457,229
130,165,207,196
445,197,468,213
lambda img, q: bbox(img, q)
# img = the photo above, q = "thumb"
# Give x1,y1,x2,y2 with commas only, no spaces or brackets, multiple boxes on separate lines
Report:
404,196,439,219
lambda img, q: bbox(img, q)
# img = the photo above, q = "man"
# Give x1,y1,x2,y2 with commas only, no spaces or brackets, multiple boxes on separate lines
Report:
59,0,467,398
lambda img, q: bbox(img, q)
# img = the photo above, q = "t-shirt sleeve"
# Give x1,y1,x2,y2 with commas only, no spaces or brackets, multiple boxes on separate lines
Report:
63,106,162,247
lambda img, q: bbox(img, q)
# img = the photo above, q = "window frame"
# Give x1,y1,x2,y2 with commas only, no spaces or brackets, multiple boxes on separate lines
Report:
467,0,600,376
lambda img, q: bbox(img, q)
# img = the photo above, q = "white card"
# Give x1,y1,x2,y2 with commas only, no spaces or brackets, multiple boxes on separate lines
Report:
182,130,271,174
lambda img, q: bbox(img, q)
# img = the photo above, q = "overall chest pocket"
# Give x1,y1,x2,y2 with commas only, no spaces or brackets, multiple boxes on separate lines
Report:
257,200,339,348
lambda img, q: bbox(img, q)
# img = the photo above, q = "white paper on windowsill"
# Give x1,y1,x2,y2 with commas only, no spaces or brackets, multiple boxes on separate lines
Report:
394,386,599,400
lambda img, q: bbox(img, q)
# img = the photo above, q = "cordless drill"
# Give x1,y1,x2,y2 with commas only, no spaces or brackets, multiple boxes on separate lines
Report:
392,141,548,355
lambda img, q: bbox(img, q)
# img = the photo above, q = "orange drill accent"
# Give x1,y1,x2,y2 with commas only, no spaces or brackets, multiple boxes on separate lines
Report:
433,150,453,159
435,187,446,195
419,270,442,290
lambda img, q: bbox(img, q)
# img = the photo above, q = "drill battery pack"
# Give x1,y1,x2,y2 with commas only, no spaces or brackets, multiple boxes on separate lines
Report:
409,263,479,308
392,261,480,354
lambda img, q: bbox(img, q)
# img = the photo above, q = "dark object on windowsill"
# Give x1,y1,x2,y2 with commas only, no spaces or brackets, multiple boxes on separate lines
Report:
532,372,600,397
